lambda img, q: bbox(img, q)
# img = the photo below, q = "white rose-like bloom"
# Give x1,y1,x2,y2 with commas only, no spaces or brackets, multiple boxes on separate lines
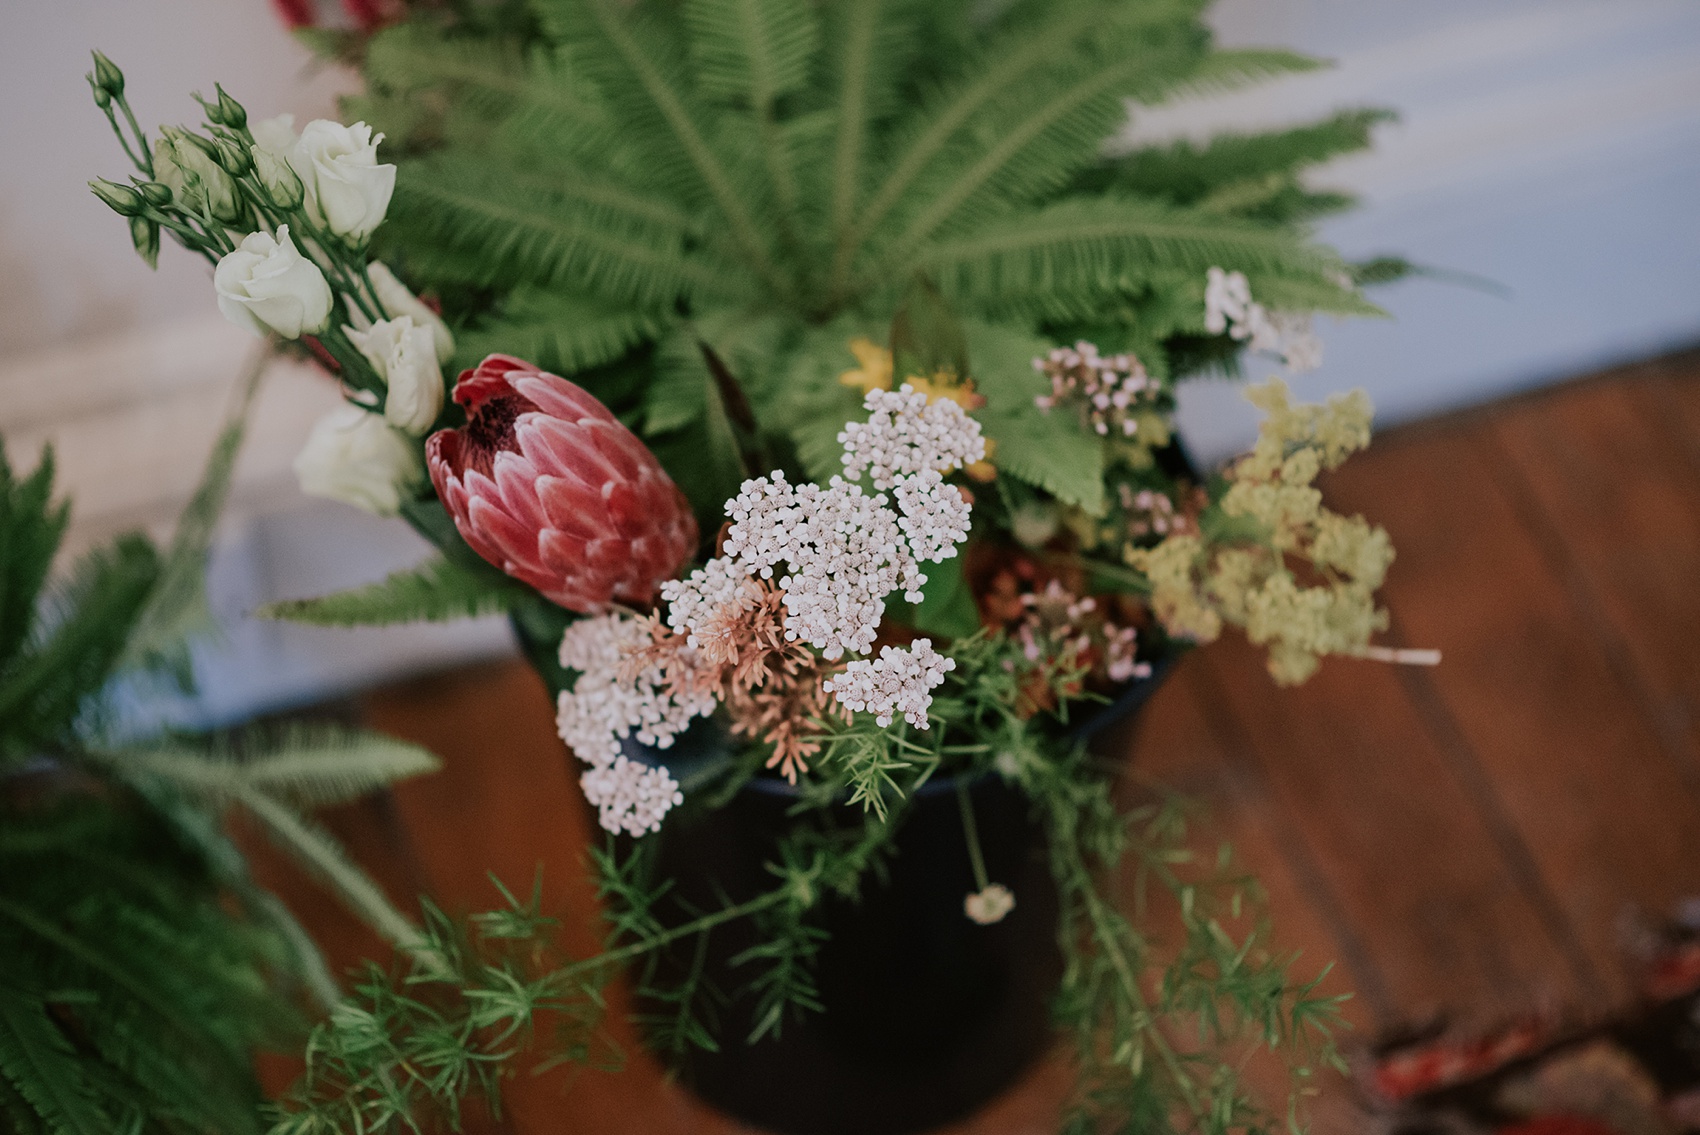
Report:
293,404,422,516
364,262,455,363
346,316,444,435
251,113,299,156
289,119,395,241
214,226,333,339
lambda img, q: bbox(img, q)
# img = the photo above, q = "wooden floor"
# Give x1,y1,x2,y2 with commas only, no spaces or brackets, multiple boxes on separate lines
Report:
252,350,1700,1133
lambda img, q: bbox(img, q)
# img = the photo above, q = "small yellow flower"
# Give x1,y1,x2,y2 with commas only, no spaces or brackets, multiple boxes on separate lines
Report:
839,337,894,395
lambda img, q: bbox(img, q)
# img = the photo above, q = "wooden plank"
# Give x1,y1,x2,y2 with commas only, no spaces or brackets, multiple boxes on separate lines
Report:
1187,629,1594,1024
1490,375,1700,794
1324,422,1700,1007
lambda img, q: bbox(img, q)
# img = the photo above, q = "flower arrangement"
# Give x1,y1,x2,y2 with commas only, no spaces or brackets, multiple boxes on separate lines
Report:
63,4,1443,1132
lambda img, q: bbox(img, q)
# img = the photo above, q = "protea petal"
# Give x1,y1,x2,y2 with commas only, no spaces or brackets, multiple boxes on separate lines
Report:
426,354,698,612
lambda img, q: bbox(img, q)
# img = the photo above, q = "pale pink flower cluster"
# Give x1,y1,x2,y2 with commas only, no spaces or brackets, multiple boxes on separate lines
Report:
1033,341,1158,437
661,557,760,647
1204,267,1322,374
1118,484,1179,537
839,386,986,490
893,469,973,564
723,472,925,660
580,756,684,837
822,639,956,729
555,612,713,833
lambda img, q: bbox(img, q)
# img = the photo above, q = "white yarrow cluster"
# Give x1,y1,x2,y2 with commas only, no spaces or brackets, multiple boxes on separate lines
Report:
555,613,713,834
580,757,684,838
893,470,973,563
1204,267,1323,375
822,639,955,729
723,474,925,660
661,558,758,646
839,386,986,490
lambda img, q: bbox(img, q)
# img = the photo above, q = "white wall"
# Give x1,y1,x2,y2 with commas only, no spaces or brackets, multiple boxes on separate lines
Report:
4,1,1698,719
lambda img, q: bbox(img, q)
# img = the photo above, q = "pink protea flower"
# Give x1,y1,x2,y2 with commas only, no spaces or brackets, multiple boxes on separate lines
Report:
426,354,698,613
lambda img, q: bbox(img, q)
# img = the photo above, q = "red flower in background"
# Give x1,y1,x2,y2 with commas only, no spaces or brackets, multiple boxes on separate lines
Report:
269,0,402,31
427,355,698,613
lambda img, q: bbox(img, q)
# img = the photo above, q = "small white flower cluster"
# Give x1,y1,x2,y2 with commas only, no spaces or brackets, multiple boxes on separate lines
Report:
580,756,684,838
555,612,714,834
724,473,924,659
1204,267,1323,375
893,470,973,564
661,558,759,646
1033,341,1159,438
964,883,1016,925
822,639,955,729
839,386,986,490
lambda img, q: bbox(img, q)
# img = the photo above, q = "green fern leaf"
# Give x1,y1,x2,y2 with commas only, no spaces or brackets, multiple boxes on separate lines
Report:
257,555,524,628
122,726,440,809
457,287,669,376
685,0,819,108
0,987,107,1135
967,320,1107,513
0,442,69,673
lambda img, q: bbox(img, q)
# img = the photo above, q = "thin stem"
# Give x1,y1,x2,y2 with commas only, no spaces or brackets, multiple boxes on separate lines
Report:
117,96,154,177
1351,645,1441,666
955,778,989,892
551,889,789,984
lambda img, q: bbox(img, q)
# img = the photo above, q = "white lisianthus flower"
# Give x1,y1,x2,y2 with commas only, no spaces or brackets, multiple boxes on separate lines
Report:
251,113,299,156
363,262,455,363
288,119,395,241
346,316,444,435
213,225,333,339
293,404,422,516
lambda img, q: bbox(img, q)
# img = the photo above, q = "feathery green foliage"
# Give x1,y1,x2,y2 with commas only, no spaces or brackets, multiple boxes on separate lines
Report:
259,555,527,627
341,0,1387,535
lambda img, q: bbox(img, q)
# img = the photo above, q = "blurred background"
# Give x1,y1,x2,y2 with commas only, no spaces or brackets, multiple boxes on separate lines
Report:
5,0,1698,719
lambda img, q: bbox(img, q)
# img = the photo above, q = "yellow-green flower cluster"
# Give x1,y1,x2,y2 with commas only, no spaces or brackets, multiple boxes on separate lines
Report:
1129,380,1394,685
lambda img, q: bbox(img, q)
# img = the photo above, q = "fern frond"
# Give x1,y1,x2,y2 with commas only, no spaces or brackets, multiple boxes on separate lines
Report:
363,22,601,133
539,0,789,294
458,286,670,376
685,0,818,108
122,344,267,676
120,726,439,809
0,442,69,673
0,987,107,1135
258,554,524,628
918,194,1339,313
391,159,740,306
0,534,159,756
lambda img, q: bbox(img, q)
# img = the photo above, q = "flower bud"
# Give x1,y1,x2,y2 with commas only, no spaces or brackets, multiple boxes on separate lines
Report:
361,262,455,363
288,120,395,242
213,225,333,339
87,74,112,111
294,404,423,517
251,145,304,210
346,317,445,435
200,83,247,129
426,355,698,611
90,51,125,98
154,128,242,224
90,178,144,217
135,180,173,208
213,137,252,177
130,217,160,269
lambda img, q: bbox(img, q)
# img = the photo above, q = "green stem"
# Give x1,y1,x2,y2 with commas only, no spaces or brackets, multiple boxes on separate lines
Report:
955,778,989,892
551,890,789,985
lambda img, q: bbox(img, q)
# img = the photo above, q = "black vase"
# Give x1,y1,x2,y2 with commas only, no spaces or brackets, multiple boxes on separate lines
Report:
632,659,1177,1135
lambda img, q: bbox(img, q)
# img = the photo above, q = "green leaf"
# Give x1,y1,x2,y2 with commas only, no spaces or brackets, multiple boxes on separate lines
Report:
0,986,107,1135
685,0,820,108
457,287,669,376
966,320,1107,514
257,556,525,628
122,345,267,674
120,725,441,809
0,442,69,673
902,556,980,639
